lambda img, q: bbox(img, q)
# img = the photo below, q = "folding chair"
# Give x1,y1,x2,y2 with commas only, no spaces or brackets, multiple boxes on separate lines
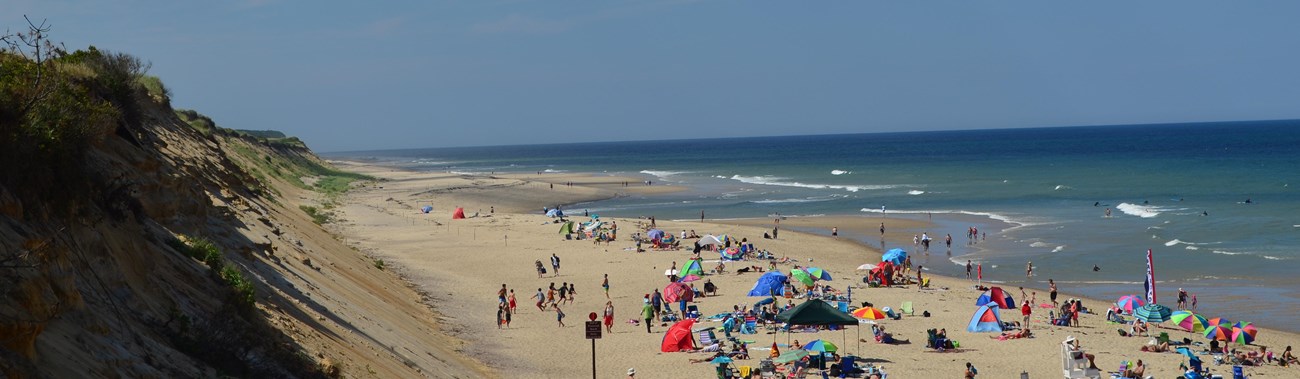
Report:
900,301,914,316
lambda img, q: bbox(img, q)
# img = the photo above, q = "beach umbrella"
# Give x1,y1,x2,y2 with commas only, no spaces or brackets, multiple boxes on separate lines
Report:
681,260,704,278
1206,317,1232,328
1115,295,1146,314
1233,322,1258,339
1175,346,1197,360
856,263,877,271
1134,304,1172,323
647,229,665,240
1231,326,1255,345
790,269,815,287
747,271,788,297
709,356,734,365
773,349,809,364
720,247,743,261
663,282,693,303
698,235,724,246
851,307,886,320
1204,324,1232,341
881,248,907,265
678,274,701,283
806,267,832,281
802,339,838,353
1170,311,1209,333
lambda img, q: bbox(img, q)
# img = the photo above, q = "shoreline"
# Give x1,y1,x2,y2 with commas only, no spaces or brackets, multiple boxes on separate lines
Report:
331,161,1300,378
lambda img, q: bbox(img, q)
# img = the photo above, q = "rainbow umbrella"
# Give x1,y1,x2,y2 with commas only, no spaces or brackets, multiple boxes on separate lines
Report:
1233,322,1258,339
1206,317,1232,328
806,267,833,281
851,307,886,320
1134,304,1172,323
790,269,815,287
1115,295,1146,314
1204,324,1232,341
1231,326,1255,345
1170,311,1209,333
802,339,838,353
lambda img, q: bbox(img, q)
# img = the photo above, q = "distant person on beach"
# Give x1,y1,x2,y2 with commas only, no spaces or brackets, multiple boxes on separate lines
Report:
554,304,566,327
1177,288,1188,310
651,289,663,318
535,260,545,278
604,301,615,333
772,227,779,239
1192,293,1197,311
498,284,508,304
701,210,705,222
1049,279,1059,307
602,274,610,299
551,254,561,277
831,227,838,238
533,288,545,311
1105,208,1111,217
945,234,952,250
966,260,973,280
881,205,886,215
567,283,576,304
1026,261,1033,279
508,289,517,312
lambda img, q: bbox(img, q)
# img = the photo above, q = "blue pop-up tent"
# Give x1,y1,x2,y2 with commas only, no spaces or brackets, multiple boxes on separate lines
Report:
747,271,788,297
545,208,564,218
966,304,1005,333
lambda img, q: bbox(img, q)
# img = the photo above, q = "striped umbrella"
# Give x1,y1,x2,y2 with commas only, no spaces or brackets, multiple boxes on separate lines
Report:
1116,295,1146,314
1170,311,1209,333
851,307,886,320
1134,304,1173,323
1231,326,1255,345
1205,324,1232,341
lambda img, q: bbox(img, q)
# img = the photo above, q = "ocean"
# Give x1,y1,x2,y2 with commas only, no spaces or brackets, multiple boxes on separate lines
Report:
327,120,1300,331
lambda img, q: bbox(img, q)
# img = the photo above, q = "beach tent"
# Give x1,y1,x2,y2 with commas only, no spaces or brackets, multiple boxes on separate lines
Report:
720,247,743,261
663,282,694,303
647,229,666,240
452,207,465,219
775,299,858,326
747,271,788,297
661,319,697,352
558,221,575,235
975,286,1015,309
967,304,1005,333
681,260,704,278
698,235,724,246
881,248,907,265
420,205,432,214
545,208,564,218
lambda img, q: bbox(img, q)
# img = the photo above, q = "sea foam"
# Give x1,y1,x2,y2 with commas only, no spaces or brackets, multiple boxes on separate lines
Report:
831,170,851,175
730,175,900,193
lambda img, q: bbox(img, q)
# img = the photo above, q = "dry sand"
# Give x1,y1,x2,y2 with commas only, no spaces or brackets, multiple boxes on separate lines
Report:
330,162,1300,378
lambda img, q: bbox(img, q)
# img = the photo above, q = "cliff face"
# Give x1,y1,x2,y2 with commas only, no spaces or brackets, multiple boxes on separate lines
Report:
0,87,486,377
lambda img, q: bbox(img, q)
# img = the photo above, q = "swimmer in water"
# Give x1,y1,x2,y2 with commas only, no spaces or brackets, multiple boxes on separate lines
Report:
1092,265,1100,272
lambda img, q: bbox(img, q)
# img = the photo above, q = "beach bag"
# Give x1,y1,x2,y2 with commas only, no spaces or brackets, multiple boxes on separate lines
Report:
540,267,547,274
923,311,931,318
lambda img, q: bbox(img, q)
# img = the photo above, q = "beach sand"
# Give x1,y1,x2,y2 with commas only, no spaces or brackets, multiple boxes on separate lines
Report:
329,162,1300,378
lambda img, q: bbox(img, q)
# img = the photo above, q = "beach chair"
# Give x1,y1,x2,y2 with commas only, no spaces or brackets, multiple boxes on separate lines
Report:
699,330,717,346
900,301,914,316
1232,365,1244,379
687,305,701,319
837,301,849,313
738,366,752,378
742,317,758,334
1062,341,1102,379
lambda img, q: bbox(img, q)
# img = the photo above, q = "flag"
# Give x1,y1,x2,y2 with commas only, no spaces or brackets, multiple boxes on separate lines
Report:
977,264,982,280
1145,249,1157,304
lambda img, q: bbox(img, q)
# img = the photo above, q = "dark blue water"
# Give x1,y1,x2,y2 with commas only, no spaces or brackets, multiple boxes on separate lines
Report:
328,120,1300,331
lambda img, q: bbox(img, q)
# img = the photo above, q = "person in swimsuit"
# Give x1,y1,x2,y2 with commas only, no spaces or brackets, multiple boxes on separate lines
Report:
1049,279,1058,307
602,274,610,299
507,289,517,313
603,301,616,332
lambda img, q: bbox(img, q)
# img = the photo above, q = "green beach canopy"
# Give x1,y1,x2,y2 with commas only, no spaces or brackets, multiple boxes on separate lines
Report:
558,221,574,234
775,299,858,326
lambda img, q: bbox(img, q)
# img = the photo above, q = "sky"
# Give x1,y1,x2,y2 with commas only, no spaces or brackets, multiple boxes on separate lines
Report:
4,1,1300,152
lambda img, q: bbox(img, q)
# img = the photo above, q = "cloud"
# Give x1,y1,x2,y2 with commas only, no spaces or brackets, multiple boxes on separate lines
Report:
470,14,570,35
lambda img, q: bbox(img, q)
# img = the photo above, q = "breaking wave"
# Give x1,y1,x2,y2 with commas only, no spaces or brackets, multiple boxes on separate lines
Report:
730,175,902,193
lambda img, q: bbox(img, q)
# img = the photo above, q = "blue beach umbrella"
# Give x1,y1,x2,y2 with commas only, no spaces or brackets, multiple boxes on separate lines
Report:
710,356,734,365
881,248,907,265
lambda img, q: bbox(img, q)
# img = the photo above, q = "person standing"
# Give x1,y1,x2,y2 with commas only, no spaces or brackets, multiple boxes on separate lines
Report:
701,210,705,222
966,260,973,280
603,301,616,333
1021,300,1032,326
642,298,654,333
651,289,663,318
1177,288,1188,310
497,303,506,329
945,234,952,250
1026,261,1033,279
498,284,508,304
1049,279,1059,307
602,274,611,299
831,227,838,238
916,265,924,290
879,222,885,237
550,254,561,277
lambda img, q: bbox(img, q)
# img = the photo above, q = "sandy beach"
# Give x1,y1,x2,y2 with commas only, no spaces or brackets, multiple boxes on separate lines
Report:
328,161,1300,378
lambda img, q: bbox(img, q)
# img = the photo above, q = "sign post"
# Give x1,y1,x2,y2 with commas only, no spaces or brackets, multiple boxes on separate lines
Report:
586,312,601,379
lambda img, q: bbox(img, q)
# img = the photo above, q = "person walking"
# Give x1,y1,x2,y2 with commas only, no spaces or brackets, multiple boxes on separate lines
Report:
507,289,517,313
1021,299,1032,326
651,289,663,318
642,298,654,333
602,274,610,299
532,288,545,311
604,301,616,333
554,303,566,327
1049,279,1059,307
550,254,561,277
567,283,576,304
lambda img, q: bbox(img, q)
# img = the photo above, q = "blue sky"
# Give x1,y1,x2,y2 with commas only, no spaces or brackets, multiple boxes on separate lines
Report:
5,1,1300,152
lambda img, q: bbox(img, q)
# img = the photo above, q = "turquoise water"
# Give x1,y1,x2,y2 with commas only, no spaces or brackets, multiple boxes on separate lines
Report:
329,120,1300,331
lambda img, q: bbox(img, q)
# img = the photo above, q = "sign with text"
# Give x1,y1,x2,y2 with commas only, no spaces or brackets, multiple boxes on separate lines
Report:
585,321,602,339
